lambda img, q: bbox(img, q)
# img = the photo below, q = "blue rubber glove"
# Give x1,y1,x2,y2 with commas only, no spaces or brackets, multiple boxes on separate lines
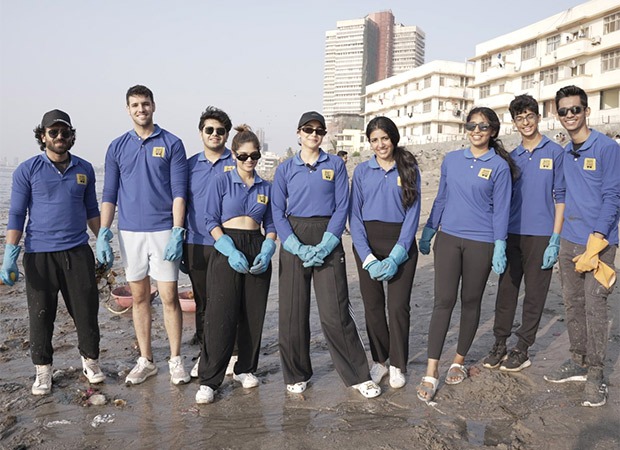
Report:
250,238,277,275
492,239,507,275
376,244,409,281
302,232,340,268
214,234,249,274
96,227,114,266
419,227,437,255
541,233,561,269
282,234,317,262
164,227,186,261
364,259,383,280
1,244,21,286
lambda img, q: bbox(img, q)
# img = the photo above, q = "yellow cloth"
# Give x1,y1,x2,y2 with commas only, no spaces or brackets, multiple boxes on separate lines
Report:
572,234,616,289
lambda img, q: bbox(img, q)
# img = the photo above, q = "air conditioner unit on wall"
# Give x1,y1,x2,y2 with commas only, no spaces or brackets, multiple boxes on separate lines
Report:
591,36,601,45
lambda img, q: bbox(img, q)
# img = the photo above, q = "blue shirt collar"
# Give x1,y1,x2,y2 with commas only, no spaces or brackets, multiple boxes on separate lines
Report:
230,167,262,185
293,149,328,166
368,155,396,171
566,128,597,154
129,124,162,140
515,135,551,156
464,147,496,161
198,147,232,162
41,152,76,169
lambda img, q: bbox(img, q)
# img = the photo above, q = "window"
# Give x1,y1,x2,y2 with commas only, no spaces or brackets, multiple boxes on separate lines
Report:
600,88,619,109
459,76,469,87
438,100,445,110
423,76,431,88
422,122,431,134
480,85,490,99
571,63,586,77
439,76,445,87
522,74,535,90
540,68,558,85
423,100,431,113
437,124,443,134
602,50,620,72
604,12,620,34
521,41,536,60
481,56,491,72
546,34,561,54
498,84,505,94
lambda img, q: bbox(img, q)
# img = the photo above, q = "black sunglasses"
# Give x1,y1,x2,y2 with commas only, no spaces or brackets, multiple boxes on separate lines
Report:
557,106,584,117
300,126,327,136
464,122,491,132
204,126,227,136
47,129,73,139
235,151,261,161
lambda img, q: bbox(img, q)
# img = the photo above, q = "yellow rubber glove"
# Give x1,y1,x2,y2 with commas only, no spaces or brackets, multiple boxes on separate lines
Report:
572,234,608,273
594,262,616,289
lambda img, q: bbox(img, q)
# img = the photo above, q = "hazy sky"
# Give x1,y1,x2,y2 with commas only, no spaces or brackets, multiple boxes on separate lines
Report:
1,0,585,166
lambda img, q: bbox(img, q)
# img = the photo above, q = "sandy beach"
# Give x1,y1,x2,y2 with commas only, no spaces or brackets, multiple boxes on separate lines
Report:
1,161,619,450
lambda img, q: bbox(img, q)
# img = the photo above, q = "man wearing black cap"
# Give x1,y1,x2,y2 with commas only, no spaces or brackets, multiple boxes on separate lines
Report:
1,110,105,395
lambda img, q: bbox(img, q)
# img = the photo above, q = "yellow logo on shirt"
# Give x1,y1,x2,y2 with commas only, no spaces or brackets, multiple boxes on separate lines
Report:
583,158,596,171
257,194,268,205
322,169,334,181
76,174,87,185
152,147,165,157
478,168,492,180
539,158,553,170
224,165,235,172
397,176,401,187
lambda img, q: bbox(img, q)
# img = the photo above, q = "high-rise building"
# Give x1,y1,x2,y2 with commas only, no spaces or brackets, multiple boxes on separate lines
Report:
323,11,425,125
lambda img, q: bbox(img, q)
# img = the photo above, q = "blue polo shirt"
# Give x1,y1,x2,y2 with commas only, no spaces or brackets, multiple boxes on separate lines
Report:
272,149,349,242
508,135,566,236
350,156,421,260
8,153,99,253
562,130,620,245
102,125,188,232
426,148,512,243
186,149,236,245
204,169,275,235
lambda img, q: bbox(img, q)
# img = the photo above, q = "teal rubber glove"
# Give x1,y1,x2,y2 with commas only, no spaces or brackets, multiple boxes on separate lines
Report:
376,244,408,281
164,227,186,261
419,227,436,255
250,238,277,275
364,259,383,280
1,244,21,286
541,233,561,269
302,232,340,268
492,239,507,275
214,234,249,274
96,227,114,266
282,234,317,262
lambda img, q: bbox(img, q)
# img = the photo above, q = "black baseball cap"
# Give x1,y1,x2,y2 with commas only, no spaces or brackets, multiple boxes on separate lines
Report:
41,109,72,128
298,111,326,129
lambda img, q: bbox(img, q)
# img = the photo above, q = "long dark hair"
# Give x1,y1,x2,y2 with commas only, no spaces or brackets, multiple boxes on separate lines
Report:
366,116,419,209
467,107,519,182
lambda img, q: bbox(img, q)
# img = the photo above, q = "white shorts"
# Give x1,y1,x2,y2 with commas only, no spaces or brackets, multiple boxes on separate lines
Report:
118,230,179,282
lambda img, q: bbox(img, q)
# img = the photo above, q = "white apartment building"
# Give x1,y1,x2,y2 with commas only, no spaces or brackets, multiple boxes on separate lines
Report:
393,25,425,75
255,151,280,173
334,129,366,154
363,60,475,145
470,0,620,134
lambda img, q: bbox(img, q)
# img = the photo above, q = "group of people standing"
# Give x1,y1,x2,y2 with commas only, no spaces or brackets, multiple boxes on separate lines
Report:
1,84,618,409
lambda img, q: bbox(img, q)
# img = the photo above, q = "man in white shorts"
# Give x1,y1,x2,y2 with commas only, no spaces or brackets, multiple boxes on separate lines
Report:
97,85,190,385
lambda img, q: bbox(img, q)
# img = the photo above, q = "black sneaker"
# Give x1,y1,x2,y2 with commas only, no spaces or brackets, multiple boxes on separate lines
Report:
582,376,607,407
543,358,587,383
500,348,531,372
483,342,507,369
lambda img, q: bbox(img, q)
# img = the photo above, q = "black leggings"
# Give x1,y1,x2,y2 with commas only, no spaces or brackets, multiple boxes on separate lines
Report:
353,221,418,371
427,231,493,360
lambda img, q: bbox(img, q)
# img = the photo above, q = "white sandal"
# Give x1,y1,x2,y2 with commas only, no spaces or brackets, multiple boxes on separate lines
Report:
445,363,468,385
417,376,439,402
286,381,307,394
353,380,381,398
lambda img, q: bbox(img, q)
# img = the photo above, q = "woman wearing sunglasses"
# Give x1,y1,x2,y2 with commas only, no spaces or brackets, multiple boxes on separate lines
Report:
272,111,380,399
195,125,276,404
349,116,421,389
416,107,518,402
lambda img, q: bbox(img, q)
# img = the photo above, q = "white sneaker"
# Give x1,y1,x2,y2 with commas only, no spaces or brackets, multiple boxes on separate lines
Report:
226,355,238,376
125,357,158,385
168,356,190,385
190,357,200,378
233,372,259,388
370,362,388,384
389,366,406,389
81,356,105,384
32,364,52,395
195,385,215,404
286,381,307,394
353,380,381,398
